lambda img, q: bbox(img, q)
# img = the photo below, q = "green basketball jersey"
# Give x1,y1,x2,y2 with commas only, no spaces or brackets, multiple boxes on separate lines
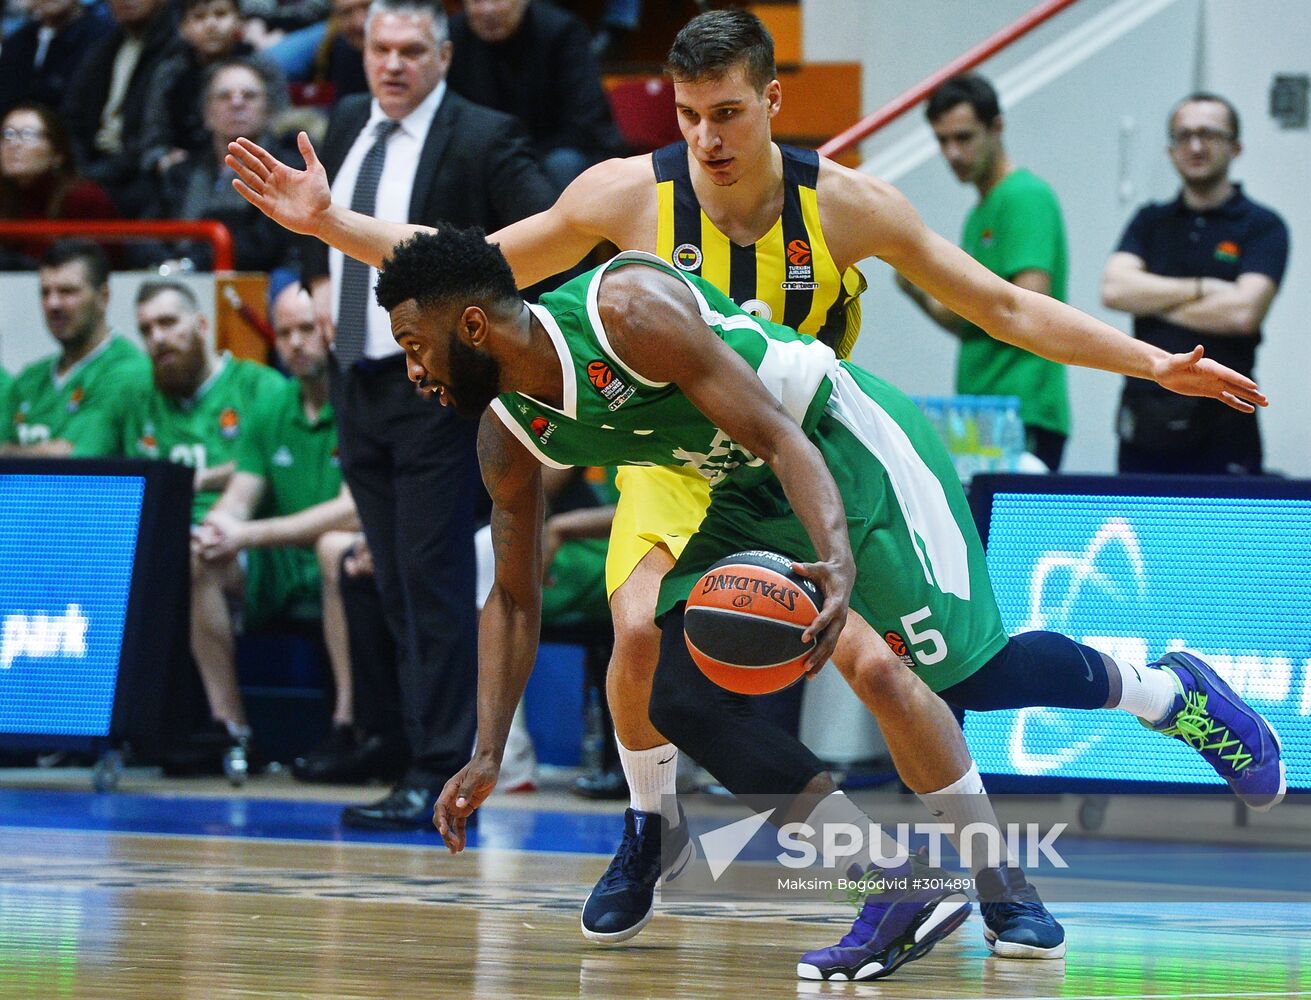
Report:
5,336,152,456
236,378,341,517
492,253,1008,691
490,252,839,490
122,355,288,522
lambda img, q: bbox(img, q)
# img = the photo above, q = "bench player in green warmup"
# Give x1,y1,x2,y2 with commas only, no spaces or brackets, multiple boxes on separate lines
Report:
122,280,287,765
192,283,363,774
379,228,1279,982
3,241,151,457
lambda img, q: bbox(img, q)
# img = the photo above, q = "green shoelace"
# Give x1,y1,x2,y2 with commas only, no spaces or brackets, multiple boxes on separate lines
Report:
1159,690,1253,774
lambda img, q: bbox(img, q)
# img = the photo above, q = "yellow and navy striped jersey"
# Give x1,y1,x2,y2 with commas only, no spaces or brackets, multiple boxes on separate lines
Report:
653,142,867,360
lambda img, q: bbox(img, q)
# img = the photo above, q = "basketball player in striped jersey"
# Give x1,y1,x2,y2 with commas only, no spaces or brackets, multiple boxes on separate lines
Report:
226,7,1278,973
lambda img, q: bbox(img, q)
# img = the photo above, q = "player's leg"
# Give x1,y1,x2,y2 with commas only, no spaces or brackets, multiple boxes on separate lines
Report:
315,530,358,727
190,548,248,729
581,542,688,944
649,603,973,981
940,632,1286,811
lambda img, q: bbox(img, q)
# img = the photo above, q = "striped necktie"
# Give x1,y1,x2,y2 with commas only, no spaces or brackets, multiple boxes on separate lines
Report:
335,118,401,369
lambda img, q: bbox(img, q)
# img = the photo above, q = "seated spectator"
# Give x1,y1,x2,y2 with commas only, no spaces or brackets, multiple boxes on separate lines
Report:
265,0,368,102
146,58,302,276
0,0,113,119
139,0,288,179
241,0,330,51
61,0,181,216
1,240,150,456
1,103,119,270
190,283,361,770
448,0,625,191
121,280,286,763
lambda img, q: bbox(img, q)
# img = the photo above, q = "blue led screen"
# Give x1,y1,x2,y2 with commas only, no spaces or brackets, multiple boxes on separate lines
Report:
0,474,145,736
970,493,1311,791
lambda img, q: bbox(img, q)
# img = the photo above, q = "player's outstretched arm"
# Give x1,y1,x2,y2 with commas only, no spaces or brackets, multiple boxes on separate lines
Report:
434,413,545,853
598,266,855,669
227,132,432,270
835,172,1268,413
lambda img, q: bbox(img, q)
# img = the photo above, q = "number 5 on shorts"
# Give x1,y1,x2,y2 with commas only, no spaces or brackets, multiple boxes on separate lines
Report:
900,607,948,665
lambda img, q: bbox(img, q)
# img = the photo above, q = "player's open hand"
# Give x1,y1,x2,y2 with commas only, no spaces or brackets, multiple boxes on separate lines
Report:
1154,345,1268,413
434,753,499,854
791,555,854,674
226,132,331,237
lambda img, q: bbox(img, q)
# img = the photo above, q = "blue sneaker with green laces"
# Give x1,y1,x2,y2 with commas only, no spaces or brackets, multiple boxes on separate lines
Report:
977,865,1066,959
1147,651,1285,811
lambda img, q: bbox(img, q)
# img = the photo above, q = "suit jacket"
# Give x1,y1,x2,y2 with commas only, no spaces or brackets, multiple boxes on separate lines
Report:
61,8,182,212
0,11,113,119
303,88,557,281
448,2,625,160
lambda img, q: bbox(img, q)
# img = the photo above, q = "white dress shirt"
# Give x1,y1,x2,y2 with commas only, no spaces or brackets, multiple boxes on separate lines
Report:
329,81,446,361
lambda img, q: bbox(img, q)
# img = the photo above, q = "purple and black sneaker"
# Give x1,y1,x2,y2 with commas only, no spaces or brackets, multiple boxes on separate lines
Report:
796,854,971,982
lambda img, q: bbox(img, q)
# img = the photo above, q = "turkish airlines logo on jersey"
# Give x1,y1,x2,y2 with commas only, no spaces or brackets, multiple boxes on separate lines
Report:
586,358,636,411
784,238,818,290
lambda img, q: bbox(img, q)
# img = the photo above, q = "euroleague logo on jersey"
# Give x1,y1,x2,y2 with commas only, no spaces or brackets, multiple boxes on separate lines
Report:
219,407,240,440
586,358,636,411
783,238,819,291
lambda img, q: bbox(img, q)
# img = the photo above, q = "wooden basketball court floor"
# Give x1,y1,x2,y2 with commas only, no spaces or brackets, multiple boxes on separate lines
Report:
1,779,1308,1000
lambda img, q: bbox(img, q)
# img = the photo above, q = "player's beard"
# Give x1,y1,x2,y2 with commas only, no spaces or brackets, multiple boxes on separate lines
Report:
153,336,207,399
445,332,502,420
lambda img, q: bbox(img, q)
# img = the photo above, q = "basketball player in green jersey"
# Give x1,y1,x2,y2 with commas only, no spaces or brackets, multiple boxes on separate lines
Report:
369,228,1277,981
224,8,1273,962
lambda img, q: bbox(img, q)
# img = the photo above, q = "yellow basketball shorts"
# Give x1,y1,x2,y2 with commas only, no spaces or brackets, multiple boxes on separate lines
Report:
605,465,712,597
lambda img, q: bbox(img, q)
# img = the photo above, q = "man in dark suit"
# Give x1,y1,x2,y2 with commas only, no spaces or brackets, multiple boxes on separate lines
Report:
0,0,112,119
303,0,555,829
60,0,180,216
447,0,626,192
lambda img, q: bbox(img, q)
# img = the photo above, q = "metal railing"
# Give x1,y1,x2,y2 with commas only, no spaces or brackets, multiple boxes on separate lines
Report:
819,0,1082,160
0,219,236,271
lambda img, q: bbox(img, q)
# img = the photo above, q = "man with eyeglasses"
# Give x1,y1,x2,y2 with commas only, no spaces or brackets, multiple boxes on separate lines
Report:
1102,92,1289,475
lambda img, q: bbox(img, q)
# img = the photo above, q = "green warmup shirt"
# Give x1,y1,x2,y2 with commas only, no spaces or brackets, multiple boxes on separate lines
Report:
235,377,343,626
123,354,288,522
489,253,1008,692
544,467,618,627
0,369,13,429
5,336,152,456
958,168,1071,436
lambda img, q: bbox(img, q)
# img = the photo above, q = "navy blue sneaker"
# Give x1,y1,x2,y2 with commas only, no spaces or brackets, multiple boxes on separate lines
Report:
977,866,1066,959
580,806,694,944
796,855,972,981
1147,651,1285,811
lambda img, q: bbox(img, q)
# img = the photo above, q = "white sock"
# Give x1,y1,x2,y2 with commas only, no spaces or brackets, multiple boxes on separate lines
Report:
618,737,680,825
1109,657,1179,723
803,791,908,873
916,764,1015,874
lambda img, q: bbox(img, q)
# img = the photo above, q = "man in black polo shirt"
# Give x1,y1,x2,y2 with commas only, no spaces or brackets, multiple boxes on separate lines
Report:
1101,92,1289,475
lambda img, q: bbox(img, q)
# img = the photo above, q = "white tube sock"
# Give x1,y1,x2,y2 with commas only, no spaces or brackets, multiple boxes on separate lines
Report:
1109,657,1179,724
916,764,1015,874
617,737,680,825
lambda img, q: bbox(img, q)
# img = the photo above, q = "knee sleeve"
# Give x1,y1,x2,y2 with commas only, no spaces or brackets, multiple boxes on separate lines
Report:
940,631,1111,712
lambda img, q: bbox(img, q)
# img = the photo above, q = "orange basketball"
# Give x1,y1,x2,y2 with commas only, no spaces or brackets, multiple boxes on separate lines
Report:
684,551,824,695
